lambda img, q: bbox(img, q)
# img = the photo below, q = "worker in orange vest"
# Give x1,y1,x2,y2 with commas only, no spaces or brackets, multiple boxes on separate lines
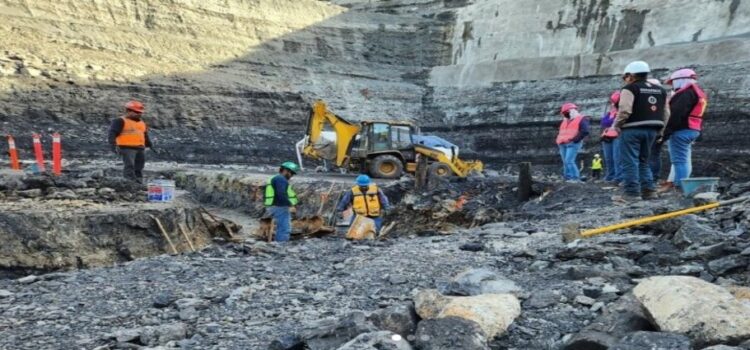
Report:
108,100,153,182
556,103,590,182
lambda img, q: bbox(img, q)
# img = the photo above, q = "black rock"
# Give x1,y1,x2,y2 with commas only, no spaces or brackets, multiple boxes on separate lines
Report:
301,312,378,350
152,291,177,308
611,331,691,350
565,293,655,348
524,290,559,309
269,335,305,350
367,303,418,336
415,317,488,350
459,243,484,252
673,221,724,248
563,330,617,350
707,254,750,276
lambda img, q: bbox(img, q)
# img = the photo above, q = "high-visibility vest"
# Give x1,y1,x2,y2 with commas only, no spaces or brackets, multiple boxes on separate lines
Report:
352,184,381,217
264,175,298,206
592,158,603,170
556,117,584,145
116,117,147,147
676,83,708,131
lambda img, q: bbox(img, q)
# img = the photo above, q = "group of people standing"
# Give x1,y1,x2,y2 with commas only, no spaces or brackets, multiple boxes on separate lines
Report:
557,60,708,202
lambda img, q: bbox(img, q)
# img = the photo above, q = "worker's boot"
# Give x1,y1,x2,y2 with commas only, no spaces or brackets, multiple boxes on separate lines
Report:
612,193,641,203
641,189,658,200
657,182,674,194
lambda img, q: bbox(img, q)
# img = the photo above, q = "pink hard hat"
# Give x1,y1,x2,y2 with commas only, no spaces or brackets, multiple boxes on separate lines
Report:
610,91,621,104
560,102,578,115
665,68,697,84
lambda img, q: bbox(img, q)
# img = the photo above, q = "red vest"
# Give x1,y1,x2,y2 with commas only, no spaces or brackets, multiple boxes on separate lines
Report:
676,83,708,131
556,117,583,145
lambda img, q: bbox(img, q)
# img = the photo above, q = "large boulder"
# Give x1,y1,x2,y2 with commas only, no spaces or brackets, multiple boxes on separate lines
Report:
439,268,522,296
415,317,489,350
414,289,520,338
335,331,413,350
633,276,750,346
611,331,691,350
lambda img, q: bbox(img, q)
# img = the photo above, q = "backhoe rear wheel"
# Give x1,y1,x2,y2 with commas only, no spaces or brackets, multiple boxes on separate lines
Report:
428,162,453,179
370,155,404,179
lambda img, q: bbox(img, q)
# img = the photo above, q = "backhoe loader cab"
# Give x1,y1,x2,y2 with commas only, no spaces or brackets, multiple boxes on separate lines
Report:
350,121,418,179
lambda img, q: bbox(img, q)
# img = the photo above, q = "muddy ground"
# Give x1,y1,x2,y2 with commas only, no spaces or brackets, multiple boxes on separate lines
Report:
0,165,749,350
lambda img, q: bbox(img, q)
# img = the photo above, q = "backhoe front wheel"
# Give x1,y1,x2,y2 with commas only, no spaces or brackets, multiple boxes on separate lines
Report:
370,155,404,179
428,162,453,179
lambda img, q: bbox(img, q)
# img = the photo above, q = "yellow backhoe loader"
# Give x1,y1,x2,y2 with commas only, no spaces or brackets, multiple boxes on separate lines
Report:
296,100,483,179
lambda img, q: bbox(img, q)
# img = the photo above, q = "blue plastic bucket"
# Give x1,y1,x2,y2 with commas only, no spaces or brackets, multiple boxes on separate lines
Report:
681,177,719,197
147,180,175,202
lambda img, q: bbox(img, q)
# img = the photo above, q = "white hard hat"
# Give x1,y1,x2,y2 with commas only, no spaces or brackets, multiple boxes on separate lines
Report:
624,61,650,74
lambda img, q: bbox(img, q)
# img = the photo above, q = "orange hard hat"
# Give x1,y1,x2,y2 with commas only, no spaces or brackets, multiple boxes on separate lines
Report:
125,100,145,114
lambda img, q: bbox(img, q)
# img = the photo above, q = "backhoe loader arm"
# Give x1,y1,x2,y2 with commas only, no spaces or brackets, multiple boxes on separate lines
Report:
302,101,361,167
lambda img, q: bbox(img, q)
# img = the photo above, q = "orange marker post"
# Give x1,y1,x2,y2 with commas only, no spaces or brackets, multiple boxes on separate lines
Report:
32,133,46,172
52,133,62,176
7,135,20,170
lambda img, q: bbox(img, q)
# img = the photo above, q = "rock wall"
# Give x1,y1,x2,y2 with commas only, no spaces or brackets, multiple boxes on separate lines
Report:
1,0,749,176
0,0,450,164
426,0,750,176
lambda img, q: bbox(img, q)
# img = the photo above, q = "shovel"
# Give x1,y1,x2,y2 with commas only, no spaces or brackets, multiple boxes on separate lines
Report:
562,196,750,242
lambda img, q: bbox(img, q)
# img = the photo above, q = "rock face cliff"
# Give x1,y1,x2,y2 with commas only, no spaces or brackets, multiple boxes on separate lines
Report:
1,0,749,176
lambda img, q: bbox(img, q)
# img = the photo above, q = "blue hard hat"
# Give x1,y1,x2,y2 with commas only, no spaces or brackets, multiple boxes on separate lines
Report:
356,174,371,186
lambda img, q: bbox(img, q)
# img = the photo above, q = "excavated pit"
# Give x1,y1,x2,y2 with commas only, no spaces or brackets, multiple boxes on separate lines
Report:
0,169,224,277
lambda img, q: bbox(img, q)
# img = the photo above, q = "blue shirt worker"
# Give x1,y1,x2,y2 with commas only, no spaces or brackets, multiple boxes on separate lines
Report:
336,175,390,232
264,162,300,242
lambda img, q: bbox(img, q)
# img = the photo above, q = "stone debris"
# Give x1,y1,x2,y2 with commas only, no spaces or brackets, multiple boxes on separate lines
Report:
415,317,489,350
633,276,750,346
439,268,523,296
1,170,749,349
611,331,692,350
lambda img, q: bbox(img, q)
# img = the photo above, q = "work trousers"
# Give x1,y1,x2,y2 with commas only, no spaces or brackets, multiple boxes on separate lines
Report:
649,139,664,182
620,128,658,196
269,206,292,242
120,147,146,182
558,142,582,180
601,141,616,182
668,129,700,188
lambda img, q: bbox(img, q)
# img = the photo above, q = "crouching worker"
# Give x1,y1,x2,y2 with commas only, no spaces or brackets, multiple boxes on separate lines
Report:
336,175,390,233
264,162,300,242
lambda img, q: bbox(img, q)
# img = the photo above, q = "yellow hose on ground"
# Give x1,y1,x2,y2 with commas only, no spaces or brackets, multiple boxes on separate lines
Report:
579,196,750,239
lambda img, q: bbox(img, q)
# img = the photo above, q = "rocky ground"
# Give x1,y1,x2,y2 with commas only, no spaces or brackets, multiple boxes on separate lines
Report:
1,167,749,350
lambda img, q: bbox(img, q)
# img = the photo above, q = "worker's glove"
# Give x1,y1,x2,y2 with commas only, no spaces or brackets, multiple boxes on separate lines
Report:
150,147,159,155
289,207,297,215
111,145,120,155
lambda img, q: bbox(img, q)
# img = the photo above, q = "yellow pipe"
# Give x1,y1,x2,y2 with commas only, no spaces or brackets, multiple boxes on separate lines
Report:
580,202,720,238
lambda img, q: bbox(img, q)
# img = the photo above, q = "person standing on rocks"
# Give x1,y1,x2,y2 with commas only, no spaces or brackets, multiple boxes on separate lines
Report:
336,175,390,233
108,100,153,182
556,103,590,182
646,78,667,184
264,162,300,242
613,61,670,202
600,91,621,183
661,68,708,192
